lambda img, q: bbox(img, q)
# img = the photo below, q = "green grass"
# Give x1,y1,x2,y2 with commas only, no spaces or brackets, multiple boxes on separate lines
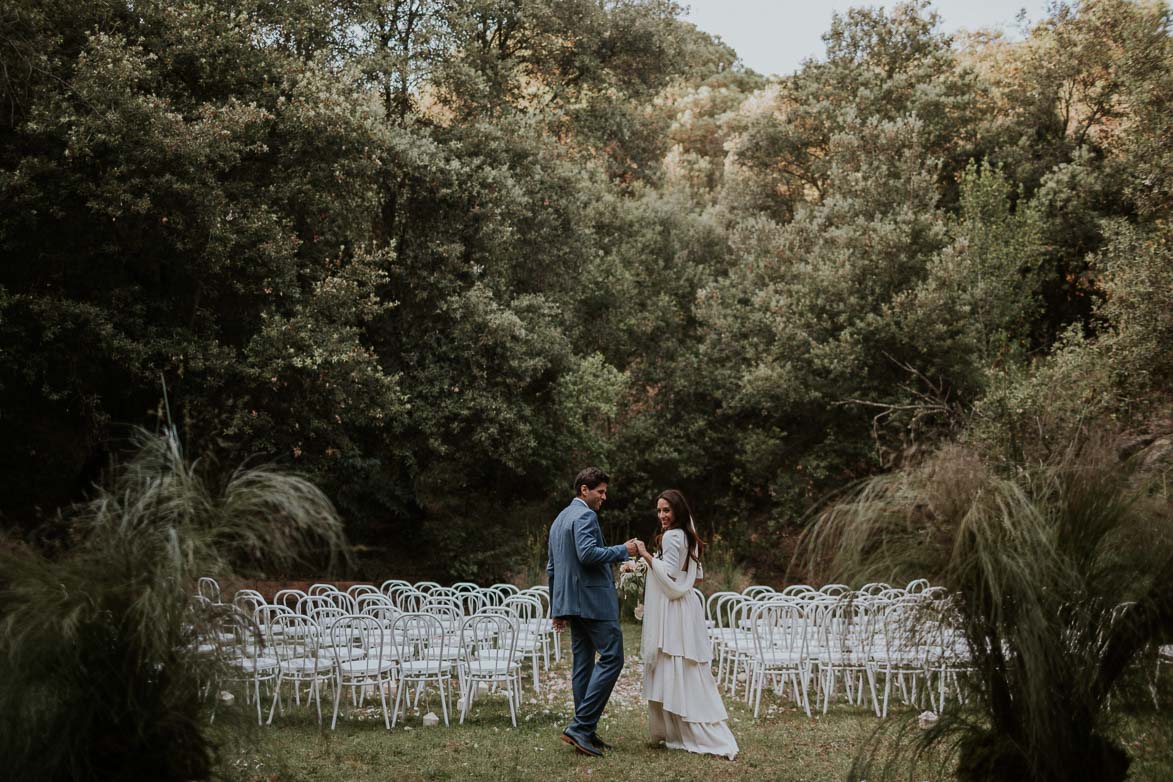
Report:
213,623,1173,782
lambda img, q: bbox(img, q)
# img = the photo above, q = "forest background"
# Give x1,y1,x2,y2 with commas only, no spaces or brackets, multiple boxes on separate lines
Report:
1,0,1170,583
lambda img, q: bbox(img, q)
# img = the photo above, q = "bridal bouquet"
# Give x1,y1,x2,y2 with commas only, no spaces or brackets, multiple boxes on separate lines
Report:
617,557,647,608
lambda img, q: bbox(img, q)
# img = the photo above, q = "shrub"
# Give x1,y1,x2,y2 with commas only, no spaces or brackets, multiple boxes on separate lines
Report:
0,429,348,781
803,430,1173,782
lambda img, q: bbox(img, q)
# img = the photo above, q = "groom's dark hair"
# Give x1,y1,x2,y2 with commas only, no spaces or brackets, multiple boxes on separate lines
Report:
573,467,609,497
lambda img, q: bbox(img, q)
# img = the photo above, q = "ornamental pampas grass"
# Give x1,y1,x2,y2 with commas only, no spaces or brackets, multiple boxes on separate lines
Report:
0,428,349,781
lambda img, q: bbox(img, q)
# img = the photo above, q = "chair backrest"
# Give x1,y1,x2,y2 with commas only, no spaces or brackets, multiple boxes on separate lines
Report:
476,588,503,608
819,598,877,658
743,585,776,598
780,584,817,598
451,582,480,593
233,589,267,617
819,583,850,597
310,606,346,638
461,613,517,669
308,583,339,596
751,599,808,658
460,590,491,616
714,592,749,633
271,612,322,663
423,595,463,616
503,594,543,630
357,593,397,623
520,587,550,614
905,578,930,594
881,596,928,661
329,614,387,667
414,581,442,593
296,594,332,617
197,577,221,604
324,590,358,613
490,583,520,598
347,584,380,599
391,612,448,669
254,604,293,645
274,589,307,611
705,591,740,625
380,579,411,595
215,604,264,661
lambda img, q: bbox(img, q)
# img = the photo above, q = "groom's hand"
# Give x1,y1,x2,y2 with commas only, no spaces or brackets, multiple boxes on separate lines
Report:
552,618,567,632
625,538,640,557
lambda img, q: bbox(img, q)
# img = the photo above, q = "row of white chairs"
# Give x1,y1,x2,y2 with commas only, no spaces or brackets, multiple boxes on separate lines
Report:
197,576,977,724
703,581,972,718
193,578,557,728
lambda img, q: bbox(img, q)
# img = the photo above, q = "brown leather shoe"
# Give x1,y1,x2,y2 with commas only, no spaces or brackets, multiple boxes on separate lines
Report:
561,730,603,757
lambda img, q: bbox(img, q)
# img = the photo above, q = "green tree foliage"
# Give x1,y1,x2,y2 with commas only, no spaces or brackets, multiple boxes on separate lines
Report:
1,0,1171,582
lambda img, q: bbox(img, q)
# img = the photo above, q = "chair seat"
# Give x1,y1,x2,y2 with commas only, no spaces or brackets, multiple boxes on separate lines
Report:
421,649,461,662
465,660,520,676
282,657,334,674
338,658,396,676
874,652,925,666
324,646,367,662
400,660,452,676
232,655,279,673
757,651,805,667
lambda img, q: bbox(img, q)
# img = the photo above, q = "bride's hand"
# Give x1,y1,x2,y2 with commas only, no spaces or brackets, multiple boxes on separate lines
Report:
635,539,649,558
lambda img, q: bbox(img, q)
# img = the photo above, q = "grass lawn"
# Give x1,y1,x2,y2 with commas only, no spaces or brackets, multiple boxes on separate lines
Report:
214,623,1173,782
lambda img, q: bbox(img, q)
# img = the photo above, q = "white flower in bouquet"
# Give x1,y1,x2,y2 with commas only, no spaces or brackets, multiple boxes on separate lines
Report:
616,557,647,603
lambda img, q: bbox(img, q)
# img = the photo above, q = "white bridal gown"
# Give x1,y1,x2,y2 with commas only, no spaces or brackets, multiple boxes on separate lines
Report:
640,528,739,760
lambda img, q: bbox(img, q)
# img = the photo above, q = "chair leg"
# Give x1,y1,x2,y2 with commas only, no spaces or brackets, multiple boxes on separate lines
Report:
391,679,405,727
379,677,391,730
331,673,342,730
438,676,450,726
254,677,263,725
267,674,282,725
866,666,880,717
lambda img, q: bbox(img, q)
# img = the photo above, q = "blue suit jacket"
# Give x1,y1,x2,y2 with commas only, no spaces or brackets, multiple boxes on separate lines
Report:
547,498,629,621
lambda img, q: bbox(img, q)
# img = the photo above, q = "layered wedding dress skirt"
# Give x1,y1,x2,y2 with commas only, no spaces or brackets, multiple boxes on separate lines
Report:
641,529,739,760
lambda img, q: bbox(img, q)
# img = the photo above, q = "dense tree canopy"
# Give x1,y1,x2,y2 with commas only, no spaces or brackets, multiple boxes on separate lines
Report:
1,0,1170,579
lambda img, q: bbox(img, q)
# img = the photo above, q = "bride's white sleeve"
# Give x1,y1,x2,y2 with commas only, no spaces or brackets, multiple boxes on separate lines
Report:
648,530,696,601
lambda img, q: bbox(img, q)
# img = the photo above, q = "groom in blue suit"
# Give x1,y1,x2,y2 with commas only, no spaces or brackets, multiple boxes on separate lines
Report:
547,467,640,756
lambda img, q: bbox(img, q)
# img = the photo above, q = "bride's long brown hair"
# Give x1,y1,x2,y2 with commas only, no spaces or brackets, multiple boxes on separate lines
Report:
652,489,705,572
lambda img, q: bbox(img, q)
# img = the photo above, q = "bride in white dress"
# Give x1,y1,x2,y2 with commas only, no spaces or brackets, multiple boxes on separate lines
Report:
635,489,738,760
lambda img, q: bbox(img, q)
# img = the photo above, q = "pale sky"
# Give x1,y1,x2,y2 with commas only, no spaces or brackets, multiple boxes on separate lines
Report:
682,1,1052,76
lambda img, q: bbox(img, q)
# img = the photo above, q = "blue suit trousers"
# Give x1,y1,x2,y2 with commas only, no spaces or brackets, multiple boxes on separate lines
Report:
566,616,624,737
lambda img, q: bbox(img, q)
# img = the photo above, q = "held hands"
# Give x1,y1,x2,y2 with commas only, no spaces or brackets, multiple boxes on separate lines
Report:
624,538,641,557
635,539,650,559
